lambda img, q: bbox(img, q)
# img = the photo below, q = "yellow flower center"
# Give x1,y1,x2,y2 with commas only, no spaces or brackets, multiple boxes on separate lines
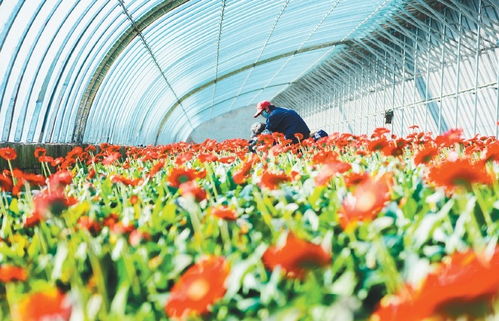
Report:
356,191,376,212
187,279,210,301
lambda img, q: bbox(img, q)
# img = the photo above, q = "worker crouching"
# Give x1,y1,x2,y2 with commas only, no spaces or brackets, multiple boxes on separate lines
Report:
253,101,310,144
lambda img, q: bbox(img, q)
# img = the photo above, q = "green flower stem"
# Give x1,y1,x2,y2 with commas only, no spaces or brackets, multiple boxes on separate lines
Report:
84,234,110,313
373,232,403,294
220,220,231,253
205,165,219,198
7,160,16,186
188,205,204,246
472,185,492,229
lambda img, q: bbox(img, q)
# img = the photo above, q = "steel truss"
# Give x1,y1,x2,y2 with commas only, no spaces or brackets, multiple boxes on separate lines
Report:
274,0,499,138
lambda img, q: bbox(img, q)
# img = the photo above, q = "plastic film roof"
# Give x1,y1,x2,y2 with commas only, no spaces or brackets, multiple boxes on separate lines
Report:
0,0,409,145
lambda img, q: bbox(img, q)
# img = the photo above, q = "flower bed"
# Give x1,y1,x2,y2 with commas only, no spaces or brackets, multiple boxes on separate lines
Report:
0,128,498,320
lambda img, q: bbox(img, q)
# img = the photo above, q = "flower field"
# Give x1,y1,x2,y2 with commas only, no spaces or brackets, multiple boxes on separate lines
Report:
0,128,498,321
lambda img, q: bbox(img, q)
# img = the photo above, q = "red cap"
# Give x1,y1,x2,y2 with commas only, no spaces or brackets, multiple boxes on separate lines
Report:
253,100,271,118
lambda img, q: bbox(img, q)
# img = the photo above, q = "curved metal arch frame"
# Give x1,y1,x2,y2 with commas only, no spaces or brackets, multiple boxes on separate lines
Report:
87,39,155,142
152,39,351,144
0,1,132,143
273,0,498,138
72,0,191,143
48,6,130,143
24,0,105,142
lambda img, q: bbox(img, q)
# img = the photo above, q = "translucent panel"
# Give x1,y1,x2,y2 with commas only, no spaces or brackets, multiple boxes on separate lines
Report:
3,0,468,145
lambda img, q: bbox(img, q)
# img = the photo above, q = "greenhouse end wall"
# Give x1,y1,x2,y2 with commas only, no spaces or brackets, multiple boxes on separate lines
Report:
275,0,498,138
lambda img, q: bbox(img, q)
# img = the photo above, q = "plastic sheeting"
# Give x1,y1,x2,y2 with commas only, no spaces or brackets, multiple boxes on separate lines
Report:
0,0,410,144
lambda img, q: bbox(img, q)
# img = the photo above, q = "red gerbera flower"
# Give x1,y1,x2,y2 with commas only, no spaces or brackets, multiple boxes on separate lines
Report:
435,128,463,147
232,159,254,185
484,141,499,163
34,147,47,159
49,170,73,189
165,256,230,319
175,152,194,166
262,233,331,279
0,174,13,192
368,138,389,152
344,172,369,187
102,152,121,165
13,288,71,321
168,168,198,188
23,173,46,187
294,133,304,141
312,150,338,165
179,181,207,202
198,153,218,163
77,216,101,234
427,158,492,191
259,171,290,190
414,144,439,165
148,161,165,178
371,248,499,321
314,160,351,186
211,205,237,221
339,173,392,230
217,156,235,164
38,155,53,163
111,175,142,186
0,147,17,161
0,265,27,282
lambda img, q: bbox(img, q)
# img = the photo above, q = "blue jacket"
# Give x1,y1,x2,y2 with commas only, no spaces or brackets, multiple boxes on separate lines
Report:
265,107,310,142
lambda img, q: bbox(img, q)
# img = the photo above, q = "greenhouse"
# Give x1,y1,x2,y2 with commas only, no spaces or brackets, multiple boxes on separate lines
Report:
0,0,498,320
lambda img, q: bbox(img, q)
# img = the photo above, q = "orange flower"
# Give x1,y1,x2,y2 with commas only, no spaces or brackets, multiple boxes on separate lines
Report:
427,158,492,191
259,171,290,190
13,288,71,321
168,168,198,188
148,160,165,177
484,141,499,163
34,147,47,159
77,216,101,234
367,138,389,152
175,152,194,165
26,187,77,227
435,128,463,146
294,133,304,141
414,145,438,165
314,160,351,186
262,233,331,279
49,170,73,189
129,195,139,205
0,265,27,282
179,181,207,202
0,174,13,192
371,248,499,321
38,155,53,163
23,173,46,187
165,256,229,319
102,152,121,165
344,172,369,187
211,205,237,220
232,159,254,185
312,150,338,164
198,153,218,163
111,175,142,186
0,147,17,161
339,174,391,230
218,156,235,164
